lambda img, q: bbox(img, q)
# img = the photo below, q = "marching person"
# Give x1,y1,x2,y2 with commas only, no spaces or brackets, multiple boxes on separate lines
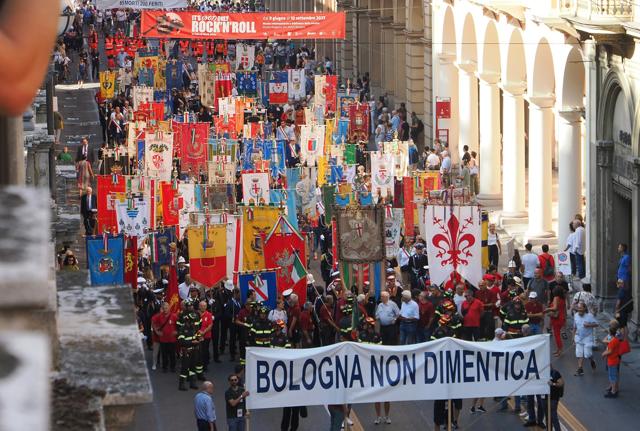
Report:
225,374,249,431
151,302,177,373
177,299,205,391
194,381,217,431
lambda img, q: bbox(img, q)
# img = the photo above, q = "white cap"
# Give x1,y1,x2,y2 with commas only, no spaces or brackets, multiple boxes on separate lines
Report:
495,328,505,336
177,256,186,264
282,288,293,297
528,291,538,299
513,276,522,286
224,279,234,291
137,277,146,284
306,274,315,284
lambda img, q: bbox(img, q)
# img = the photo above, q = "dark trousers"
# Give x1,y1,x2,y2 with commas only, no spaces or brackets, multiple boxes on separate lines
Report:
463,326,481,341
160,342,176,371
212,318,222,360
200,338,210,370
281,407,301,431
380,324,398,346
488,244,499,268
180,347,203,379
196,419,216,431
526,395,545,424
238,326,247,360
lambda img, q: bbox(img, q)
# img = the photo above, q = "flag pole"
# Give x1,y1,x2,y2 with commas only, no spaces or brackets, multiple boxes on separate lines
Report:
447,399,452,431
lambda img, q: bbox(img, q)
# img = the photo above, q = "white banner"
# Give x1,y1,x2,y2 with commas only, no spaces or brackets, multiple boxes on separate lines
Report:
371,152,395,198
423,205,482,287
96,0,187,9
556,251,572,277
178,183,195,239
288,69,306,101
242,172,270,205
235,43,255,70
115,199,150,238
299,125,325,167
384,207,403,259
246,335,551,409
144,132,173,182
314,75,326,107
132,86,154,111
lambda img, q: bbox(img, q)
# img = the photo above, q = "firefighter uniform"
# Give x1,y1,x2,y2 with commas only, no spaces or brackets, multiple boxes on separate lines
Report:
271,320,292,348
501,298,529,337
177,299,204,391
358,317,382,344
251,307,274,350
338,305,355,341
431,314,456,340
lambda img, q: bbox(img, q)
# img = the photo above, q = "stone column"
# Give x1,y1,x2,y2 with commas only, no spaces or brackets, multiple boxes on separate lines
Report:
476,74,502,203
457,64,479,156
435,55,459,162
527,97,555,239
392,25,406,104
368,15,383,92
0,116,25,185
405,32,425,116
501,85,527,218
594,141,614,298
380,19,395,98
557,110,583,248
423,39,433,146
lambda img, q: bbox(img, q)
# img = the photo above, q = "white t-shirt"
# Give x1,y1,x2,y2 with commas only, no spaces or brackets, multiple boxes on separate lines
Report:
521,252,539,278
573,312,597,344
565,232,576,253
573,226,585,255
453,294,465,315
427,153,440,168
488,232,498,246
268,309,288,324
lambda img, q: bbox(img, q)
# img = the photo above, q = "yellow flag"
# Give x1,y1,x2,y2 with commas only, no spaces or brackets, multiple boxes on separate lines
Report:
242,206,280,271
99,71,116,99
324,118,335,155
188,225,227,287
155,58,166,90
317,156,328,186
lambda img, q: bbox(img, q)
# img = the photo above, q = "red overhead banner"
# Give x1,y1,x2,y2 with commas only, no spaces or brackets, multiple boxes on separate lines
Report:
141,11,346,40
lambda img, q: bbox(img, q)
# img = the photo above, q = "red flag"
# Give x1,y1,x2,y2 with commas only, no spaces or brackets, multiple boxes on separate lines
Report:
215,72,233,108
331,219,338,271
348,103,369,142
324,75,338,113
181,122,210,176
167,260,181,314
97,175,125,233
403,177,414,237
124,236,138,289
214,115,238,138
264,232,307,303
161,183,182,227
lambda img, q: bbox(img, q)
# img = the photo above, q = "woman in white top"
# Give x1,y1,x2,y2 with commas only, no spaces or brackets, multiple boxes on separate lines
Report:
564,222,577,276
268,299,288,324
487,223,501,268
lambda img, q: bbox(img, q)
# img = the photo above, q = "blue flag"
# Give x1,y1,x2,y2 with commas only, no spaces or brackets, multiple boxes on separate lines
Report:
138,68,155,87
285,189,298,230
87,235,124,285
334,119,349,145
153,227,176,266
330,165,344,184
258,79,269,106
165,61,183,90
264,139,286,178
239,270,278,309
237,72,258,95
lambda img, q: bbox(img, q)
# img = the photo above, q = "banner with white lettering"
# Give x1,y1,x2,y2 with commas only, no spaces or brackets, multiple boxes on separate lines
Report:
97,0,187,9
246,335,551,409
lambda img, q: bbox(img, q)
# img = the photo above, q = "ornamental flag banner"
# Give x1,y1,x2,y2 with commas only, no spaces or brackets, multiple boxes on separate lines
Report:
287,69,306,101
161,183,182,227
235,43,255,70
269,71,288,104
349,103,370,142
96,175,126,233
187,224,227,288
299,125,325,166
242,206,280,271
242,172,270,205
132,86,154,111
123,236,138,290
179,122,209,176
144,132,173,181
314,75,326,107
245,335,551,409
87,235,125,286
99,71,116,99
115,198,151,238
264,222,307,302
371,152,395,198
178,183,196,238
384,208,404,259
239,271,278,309
141,11,346,40
335,207,385,263
423,205,483,287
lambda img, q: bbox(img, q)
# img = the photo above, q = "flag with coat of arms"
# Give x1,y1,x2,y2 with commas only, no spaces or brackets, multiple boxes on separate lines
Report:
239,270,278,309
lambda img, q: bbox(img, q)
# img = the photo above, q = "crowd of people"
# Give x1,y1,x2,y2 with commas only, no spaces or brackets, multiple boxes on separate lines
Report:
54,2,636,431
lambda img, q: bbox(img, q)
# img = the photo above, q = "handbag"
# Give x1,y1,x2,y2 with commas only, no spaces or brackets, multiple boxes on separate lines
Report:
619,338,631,355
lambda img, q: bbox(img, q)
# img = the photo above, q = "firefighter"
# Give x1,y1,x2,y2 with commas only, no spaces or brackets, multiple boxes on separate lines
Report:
338,303,355,342
431,314,456,340
250,305,273,349
177,298,205,391
271,320,291,348
501,296,529,338
358,317,382,344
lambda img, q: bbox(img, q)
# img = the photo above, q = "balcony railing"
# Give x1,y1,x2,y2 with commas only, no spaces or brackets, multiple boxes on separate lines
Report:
559,0,633,20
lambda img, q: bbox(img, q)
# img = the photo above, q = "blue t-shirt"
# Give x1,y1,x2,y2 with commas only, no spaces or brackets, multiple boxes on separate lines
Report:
617,253,631,282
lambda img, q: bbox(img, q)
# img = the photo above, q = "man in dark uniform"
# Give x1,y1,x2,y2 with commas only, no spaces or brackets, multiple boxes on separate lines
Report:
177,298,205,391
408,243,428,289
338,303,356,342
250,305,274,349
431,313,462,429
501,296,529,338
235,299,256,365
271,320,291,348
273,321,300,431
358,317,382,344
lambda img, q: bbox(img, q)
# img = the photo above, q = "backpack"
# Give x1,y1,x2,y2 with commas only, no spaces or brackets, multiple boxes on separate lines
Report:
542,255,555,278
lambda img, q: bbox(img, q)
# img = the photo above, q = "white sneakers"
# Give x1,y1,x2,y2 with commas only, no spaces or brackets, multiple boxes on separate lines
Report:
374,416,391,425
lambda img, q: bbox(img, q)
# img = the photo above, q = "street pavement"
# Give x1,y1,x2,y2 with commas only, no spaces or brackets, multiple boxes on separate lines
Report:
55,45,640,431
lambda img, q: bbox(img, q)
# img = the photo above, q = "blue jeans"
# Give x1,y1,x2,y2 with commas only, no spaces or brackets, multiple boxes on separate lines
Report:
399,321,417,345
227,417,245,431
575,253,585,279
416,326,432,343
529,323,541,335
550,399,561,430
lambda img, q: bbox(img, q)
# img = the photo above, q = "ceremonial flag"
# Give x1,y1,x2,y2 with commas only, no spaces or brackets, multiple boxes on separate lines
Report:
178,183,196,238
242,206,280,271
237,72,258,95
269,71,288,104
338,93,356,118
258,78,269,106
97,174,125,233
127,121,146,157
287,69,306,101
235,43,255,70
334,119,349,145
152,227,176,266
215,115,238,138
423,205,482,287
322,185,335,220
87,234,124,285
314,75,326,107
324,75,338,113
384,207,403,259
371,152,395,198
161,183,182,227
317,156,328,186
167,257,180,314
215,72,234,107
115,198,151,237
208,157,236,185
165,60,183,90
201,70,216,108
299,125,325,167
344,143,356,165
241,172,270,205
239,270,278,308
137,67,154,87
99,71,116,99
330,165,344,185
348,103,369,142
132,86,154,110
423,171,441,195
144,131,173,181
403,177,414,237
181,122,210,176
155,58,167,90
264,216,307,302
188,224,227,288
123,236,138,289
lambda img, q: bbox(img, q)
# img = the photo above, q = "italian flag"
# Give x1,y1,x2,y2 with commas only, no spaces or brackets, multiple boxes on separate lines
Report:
291,253,307,284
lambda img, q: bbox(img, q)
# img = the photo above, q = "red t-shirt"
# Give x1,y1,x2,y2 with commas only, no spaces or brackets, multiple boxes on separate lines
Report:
607,337,621,366
152,312,177,343
538,253,556,282
237,307,251,324
288,305,301,331
476,288,498,316
200,311,214,340
299,310,313,332
462,299,483,327
418,301,435,328
525,300,544,324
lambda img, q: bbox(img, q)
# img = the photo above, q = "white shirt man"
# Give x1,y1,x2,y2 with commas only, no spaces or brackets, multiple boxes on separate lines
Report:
521,245,539,279
573,224,585,255
440,151,451,174
572,303,598,374
399,294,419,321
179,276,193,300
426,151,440,169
